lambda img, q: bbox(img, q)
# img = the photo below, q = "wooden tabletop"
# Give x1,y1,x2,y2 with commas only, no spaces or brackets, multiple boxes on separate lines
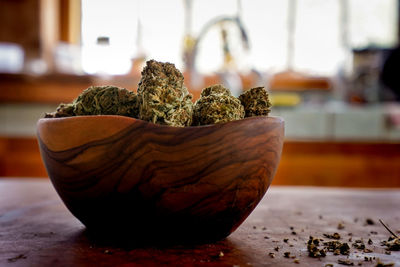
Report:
0,179,399,267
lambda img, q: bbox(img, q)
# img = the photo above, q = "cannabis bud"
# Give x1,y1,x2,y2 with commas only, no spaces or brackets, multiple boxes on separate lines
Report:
192,84,245,126
74,86,138,117
137,60,193,127
200,84,231,98
45,103,75,118
45,61,272,126
238,86,271,117
45,86,139,118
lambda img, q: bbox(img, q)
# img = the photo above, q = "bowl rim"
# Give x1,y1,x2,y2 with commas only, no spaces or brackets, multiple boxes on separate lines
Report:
38,115,284,129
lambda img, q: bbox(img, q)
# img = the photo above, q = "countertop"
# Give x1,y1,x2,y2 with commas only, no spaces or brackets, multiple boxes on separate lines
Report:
0,178,399,266
2,103,400,141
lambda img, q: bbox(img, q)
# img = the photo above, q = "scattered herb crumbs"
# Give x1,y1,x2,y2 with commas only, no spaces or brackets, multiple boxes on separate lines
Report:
381,237,400,251
375,260,395,267
379,219,400,251
353,240,366,250
323,233,341,239
338,259,354,265
338,223,345,230
365,218,375,225
365,257,373,262
323,241,350,255
283,252,291,258
7,254,27,262
307,236,326,258
368,239,373,245
268,252,275,258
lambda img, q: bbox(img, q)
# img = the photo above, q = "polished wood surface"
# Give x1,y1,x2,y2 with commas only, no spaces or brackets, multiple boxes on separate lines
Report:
0,179,399,266
36,116,284,241
1,137,400,187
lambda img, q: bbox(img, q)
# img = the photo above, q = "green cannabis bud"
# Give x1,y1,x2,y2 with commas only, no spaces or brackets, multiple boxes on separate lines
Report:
45,86,139,118
200,84,231,98
137,60,193,127
74,86,138,117
45,103,75,118
238,86,271,117
192,84,244,126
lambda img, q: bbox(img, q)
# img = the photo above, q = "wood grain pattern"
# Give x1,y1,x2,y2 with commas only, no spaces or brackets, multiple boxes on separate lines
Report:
37,116,284,242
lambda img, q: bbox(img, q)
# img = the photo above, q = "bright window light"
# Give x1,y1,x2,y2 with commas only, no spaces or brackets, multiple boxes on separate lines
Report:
81,0,398,76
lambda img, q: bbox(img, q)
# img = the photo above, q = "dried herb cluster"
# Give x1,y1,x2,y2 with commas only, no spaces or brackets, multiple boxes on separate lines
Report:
46,86,138,118
137,59,193,127
323,240,350,255
238,86,271,117
192,85,245,125
381,236,400,251
307,236,327,258
264,219,398,267
46,60,272,127
307,235,350,258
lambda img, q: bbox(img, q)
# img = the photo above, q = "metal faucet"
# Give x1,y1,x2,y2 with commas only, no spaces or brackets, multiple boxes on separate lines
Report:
183,15,249,73
182,0,250,93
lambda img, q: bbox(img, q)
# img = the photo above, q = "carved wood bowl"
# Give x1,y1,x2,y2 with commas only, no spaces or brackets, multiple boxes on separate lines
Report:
37,115,284,243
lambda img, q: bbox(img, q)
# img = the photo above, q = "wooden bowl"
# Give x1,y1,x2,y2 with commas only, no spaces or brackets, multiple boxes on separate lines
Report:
37,115,284,242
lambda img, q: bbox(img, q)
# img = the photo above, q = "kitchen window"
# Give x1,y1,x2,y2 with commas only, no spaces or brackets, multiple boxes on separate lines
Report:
81,0,398,75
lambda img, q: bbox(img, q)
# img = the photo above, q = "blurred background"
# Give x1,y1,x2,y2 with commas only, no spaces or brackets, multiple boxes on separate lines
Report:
0,0,399,187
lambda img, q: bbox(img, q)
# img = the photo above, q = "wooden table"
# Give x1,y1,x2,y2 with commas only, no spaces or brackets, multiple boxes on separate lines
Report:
0,179,399,267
